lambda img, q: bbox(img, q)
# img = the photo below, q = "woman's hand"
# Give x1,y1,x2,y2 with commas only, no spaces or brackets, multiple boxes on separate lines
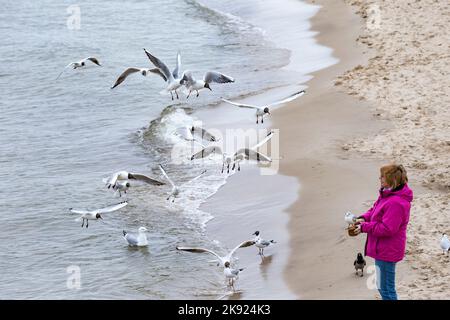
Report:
354,218,365,225
353,225,362,235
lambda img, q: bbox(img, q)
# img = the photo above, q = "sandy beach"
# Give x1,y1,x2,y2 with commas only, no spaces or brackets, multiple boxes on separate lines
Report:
203,0,449,299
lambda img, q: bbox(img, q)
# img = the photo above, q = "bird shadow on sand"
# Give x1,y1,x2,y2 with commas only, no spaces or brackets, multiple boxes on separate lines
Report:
258,254,274,281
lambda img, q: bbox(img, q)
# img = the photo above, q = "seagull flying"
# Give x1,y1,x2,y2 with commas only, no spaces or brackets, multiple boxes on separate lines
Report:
104,171,165,189
176,240,255,267
56,57,102,79
190,130,274,173
181,70,234,99
174,126,217,143
158,164,206,202
123,227,149,247
143,49,184,100
69,201,128,228
221,90,305,124
111,67,168,89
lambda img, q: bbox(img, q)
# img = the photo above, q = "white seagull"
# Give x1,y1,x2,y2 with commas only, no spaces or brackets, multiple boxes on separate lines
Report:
222,90,305,124
69,201,128,228
345,212,357,224
110,180,130,197
440,234,450,255
252,231,276,257
104,171,165,189
123,227,149,247
181,70,234,99
223,261,244,291
174,126,217,143
158,164,206,202
56,57,102,80
190,130,274,173
176,239,255,267
110,67,168,89
143,49,184,100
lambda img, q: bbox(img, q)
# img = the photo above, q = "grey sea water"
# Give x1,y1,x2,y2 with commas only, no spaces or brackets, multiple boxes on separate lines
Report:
0,0,335,299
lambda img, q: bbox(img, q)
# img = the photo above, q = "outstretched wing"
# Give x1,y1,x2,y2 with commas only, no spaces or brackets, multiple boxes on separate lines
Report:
97,201,128,213
111,67,141,89
176,246,222,261
172,51,181,79
250,130,274,150
191,126,217,142
143,49,172,82
267,90,305,107
180,70,195,87
56,62,74,80
148,68,167,82
221,98,259,109
203,71,234,84
158,164,176,188
85,57,101,66
105,172,120,188
190,146,222,160
234,149,271,162
129,173,165,186
69,208,91,215
183,170,207,186
227,240,255,260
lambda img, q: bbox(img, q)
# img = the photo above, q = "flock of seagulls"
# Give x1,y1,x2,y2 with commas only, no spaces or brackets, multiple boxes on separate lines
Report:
59,47,306,293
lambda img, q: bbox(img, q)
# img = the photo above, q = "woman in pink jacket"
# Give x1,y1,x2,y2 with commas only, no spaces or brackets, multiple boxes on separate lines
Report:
353,164,413,300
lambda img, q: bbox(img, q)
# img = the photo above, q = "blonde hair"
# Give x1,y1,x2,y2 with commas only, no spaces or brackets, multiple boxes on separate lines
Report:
380,164,408,189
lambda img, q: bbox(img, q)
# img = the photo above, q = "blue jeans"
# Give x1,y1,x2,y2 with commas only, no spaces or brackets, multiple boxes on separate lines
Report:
375,259,397,300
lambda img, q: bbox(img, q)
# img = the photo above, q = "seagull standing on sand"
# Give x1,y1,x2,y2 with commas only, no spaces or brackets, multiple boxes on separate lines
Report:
56,57,102,79
143,49,184,100
181,70,234,99
221,90,305,124
354,252,366,277
440,234,450,255
176,240,255,267
123,227,149,247
190,130,274,173
223,261,244,291
158,164,206,202
252,231,276,257
69,201,128,228
111,67,169,89
104,171,165,189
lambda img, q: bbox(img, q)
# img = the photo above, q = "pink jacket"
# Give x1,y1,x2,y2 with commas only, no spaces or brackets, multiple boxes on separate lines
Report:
359,184,413,262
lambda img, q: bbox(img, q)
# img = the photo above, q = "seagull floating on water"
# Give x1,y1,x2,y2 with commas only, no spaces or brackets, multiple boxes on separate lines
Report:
104,171,165,189
56,57,102,80
123,227,149,247
158,164,206,202
181,70,234,99
69,201,128,228
221,90,305,124
143,49,184,100
176,239,255,267
252,231,276,257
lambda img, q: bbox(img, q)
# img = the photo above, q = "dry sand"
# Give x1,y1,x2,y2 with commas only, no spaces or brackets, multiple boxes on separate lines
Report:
279,0,449,299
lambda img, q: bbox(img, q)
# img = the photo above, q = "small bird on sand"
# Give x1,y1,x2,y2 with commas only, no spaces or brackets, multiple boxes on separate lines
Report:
440,234,450,255
223,261,244,291
354,253,366,277
252,231,276,257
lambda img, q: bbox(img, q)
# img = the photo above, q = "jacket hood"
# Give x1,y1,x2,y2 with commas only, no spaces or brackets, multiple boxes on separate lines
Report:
380,184,413,203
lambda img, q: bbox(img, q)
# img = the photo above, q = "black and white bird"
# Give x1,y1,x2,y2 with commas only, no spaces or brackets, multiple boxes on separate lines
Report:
104,171,165,189
252,231,276,257
56,57,102,79
176,240,255,267
353,253,366,277
190,130,274,173
174,126,217,143
440,234,450,255
123,227,149,247
158,164,206,202
111,180,131,197
181,70,234,99
110,67,168,89
143,49,184,100
221,90,305,124
223,261,244,291
69,201,128,228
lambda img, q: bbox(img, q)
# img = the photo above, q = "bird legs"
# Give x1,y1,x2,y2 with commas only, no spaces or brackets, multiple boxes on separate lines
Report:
221,163,230,173
170,90,180,100
81,218,88,228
